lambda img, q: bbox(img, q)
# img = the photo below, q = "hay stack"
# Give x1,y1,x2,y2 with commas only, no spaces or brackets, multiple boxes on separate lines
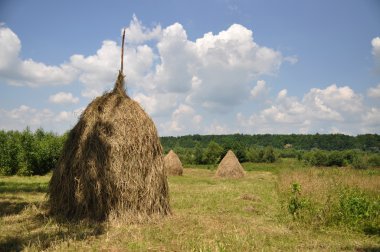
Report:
48,31,170,221
48,72,170,221
215,150,245,178
164,150,183,176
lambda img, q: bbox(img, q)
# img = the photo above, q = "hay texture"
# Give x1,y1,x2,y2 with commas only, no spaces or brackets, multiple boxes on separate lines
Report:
48,72,170,221
164,150,183,176
215,150,245,178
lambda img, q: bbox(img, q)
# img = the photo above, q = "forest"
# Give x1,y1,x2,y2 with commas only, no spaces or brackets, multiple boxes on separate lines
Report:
0,128,379,176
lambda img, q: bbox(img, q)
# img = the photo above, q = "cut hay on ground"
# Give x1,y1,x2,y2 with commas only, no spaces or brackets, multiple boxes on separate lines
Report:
215,150,245,178
164,150,183,176
48,71,171,221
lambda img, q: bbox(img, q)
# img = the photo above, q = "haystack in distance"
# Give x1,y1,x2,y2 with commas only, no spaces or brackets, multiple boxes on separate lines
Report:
215,150,245,178
164,150,183,176
48,71,171,221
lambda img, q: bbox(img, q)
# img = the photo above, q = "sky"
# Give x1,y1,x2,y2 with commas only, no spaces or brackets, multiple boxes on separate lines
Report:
0,0,379,136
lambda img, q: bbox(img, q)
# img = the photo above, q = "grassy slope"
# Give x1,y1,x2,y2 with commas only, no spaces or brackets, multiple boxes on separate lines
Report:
0,160,379,251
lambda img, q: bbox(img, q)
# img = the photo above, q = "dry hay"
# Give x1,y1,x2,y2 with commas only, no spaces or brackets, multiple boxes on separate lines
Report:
164,150,183,176
215,150,245,178
48,72,171,221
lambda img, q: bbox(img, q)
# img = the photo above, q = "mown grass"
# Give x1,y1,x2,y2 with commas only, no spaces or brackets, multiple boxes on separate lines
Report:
0,160,379,251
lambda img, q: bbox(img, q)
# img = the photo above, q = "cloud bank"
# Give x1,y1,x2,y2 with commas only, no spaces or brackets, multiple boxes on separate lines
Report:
0,21,379,135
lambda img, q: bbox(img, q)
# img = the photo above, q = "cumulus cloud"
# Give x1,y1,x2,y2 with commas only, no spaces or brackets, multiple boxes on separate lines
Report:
49,92,79,104
152,23,197,93
0,25,78,87
185,24,283,111
124,14,162,43
237,84,369,134
133,92,179,117
0,105,83,133
250,80,268,99
159,104,202,135
367,83,380,98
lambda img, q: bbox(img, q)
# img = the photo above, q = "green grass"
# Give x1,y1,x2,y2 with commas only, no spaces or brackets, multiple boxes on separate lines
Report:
0,162,379,251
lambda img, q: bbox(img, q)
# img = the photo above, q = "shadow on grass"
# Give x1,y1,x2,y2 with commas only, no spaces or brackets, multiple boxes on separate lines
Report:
363,225,380,236
0,208,105,251
0,200,29,217
356,247,380,252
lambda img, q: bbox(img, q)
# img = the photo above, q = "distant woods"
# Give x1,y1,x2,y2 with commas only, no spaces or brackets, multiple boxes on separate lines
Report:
0,128,379,176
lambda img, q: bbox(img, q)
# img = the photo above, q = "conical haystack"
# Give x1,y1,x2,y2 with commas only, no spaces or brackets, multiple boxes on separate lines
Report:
48,31,170,221
164,150,183,176
215,150,245,178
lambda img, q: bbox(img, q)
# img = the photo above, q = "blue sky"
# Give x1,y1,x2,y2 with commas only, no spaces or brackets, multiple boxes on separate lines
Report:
0,0,379,136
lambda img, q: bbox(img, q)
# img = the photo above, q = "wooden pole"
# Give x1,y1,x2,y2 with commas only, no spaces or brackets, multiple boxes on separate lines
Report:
121,28,126,73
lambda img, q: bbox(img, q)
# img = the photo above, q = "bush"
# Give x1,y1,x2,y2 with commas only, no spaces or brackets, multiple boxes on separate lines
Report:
263,146,276,163
351,154,368,169
334,188,380,229
327,151,346,166
368,154,380,167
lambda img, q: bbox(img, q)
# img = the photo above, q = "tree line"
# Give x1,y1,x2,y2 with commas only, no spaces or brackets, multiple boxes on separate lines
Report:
161,133,380,151
0,129,379,176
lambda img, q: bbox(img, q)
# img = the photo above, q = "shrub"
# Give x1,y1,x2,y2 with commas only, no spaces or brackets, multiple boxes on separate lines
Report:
327,151,346,166
351,154,368,169
263,146,276,163
368,154,380,167
334,187,380,229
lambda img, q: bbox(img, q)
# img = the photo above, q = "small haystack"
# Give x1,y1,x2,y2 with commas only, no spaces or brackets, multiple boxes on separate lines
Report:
164,150,183,176
48,30,170,221
215,150,245,178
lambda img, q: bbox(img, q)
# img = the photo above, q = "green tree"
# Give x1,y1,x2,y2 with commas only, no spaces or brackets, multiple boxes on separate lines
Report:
202,141,223,164
263,146,276,163
194,142,204,164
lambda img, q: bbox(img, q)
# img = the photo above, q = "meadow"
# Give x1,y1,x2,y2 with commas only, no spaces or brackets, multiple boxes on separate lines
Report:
0,159,379,251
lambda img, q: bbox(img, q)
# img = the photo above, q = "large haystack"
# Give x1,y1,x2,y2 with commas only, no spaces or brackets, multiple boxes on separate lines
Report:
215,150,245,178
164,150,183,176
48,32,170,221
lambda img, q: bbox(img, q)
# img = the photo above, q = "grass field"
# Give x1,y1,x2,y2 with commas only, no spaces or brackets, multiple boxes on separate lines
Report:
0,159,379,251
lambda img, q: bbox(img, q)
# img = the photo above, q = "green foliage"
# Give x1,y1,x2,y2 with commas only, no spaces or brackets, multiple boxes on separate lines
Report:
160,133,380,151
284,181,380,232
335,188,379,228
288,183,302,219
351,154,368,169
202,141,223,165
368,153,380,166
299,150,379,168
0,128,65,176
263,146,276,163
194,143,204,165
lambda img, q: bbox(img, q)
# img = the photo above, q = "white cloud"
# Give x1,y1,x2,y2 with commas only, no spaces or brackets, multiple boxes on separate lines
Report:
185,24,283,111
159,104,202,135
69,40,120,98
124,14,162,44
0,105,82,133
304,84,363,117
284,56,298,65
0,25,77,87
133,92,179,117
372,37,380,59
277,89,287,99
204,122,230,135
372,37,380,72
237,84,369,134
49,92,79,104
367,83,380,98
250,80,268,98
